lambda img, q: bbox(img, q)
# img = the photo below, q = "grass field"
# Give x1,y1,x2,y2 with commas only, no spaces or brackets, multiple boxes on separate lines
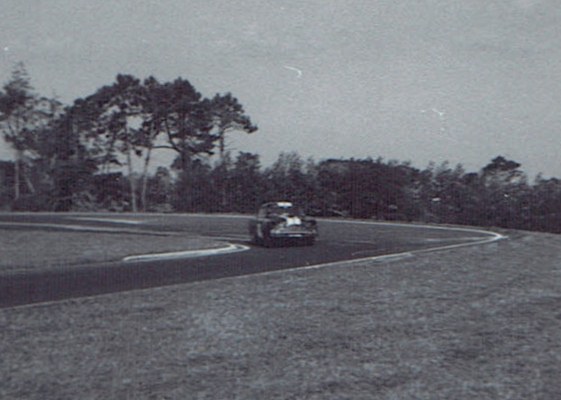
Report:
1,228,561,399
0,228,220,274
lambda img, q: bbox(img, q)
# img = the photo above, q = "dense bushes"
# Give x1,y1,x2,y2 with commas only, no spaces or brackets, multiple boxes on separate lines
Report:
90,153,561,234
2,150,561,234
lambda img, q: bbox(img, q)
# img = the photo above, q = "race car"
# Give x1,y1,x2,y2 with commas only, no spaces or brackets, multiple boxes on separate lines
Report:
248,201,318,247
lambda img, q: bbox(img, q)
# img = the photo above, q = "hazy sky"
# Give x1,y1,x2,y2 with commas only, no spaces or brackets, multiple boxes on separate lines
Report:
1,0,560,178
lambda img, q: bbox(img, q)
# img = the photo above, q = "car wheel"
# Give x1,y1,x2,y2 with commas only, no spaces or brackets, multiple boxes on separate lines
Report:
303,237,315,246
260,223,275,247
252,231,262,246
263,236,275,248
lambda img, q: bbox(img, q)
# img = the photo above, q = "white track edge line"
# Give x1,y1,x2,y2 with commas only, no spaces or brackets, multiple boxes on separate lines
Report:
1,225,505,311
231,229,506,279
122,244,249,262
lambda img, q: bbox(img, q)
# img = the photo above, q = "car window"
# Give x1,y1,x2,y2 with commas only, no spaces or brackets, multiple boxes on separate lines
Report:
267,206,304,217
258,203,306,218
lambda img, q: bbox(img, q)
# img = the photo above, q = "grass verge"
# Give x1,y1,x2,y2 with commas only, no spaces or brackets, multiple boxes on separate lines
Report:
2,230,561,399
0,229,221,274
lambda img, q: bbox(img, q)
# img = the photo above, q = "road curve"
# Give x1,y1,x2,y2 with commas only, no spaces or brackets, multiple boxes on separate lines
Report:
0,214,503,308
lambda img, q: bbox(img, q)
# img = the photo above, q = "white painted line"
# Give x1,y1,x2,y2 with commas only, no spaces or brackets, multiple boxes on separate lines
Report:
413,230,506,255
0,222,175,235
201,235,249,241
322,218,501,236
0,222,132,232
366,252,414,262
70,217,144,225
423,236,488,243
158,213,251,220
231,228,506,279
122,243,250,262
0,218,506,311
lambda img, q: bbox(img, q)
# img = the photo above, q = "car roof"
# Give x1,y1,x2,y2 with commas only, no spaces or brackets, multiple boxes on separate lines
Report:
261,201,293,208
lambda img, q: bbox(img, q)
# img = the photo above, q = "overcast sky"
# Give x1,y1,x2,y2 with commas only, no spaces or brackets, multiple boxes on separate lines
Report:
1,0,560,178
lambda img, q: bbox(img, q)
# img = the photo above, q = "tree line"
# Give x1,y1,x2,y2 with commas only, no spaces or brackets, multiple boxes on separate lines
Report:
2,64,561,234
0,63,256,212
161,152,561,234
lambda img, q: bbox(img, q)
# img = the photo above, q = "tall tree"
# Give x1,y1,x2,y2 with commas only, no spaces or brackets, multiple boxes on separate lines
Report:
155,78,214,173
209,92,257,160
152,80,258,173
231,152,263,212
480,156,528,227
481,156,525,187
172,158,213,212
84,74,145,211
420,162,468,223
145,166,173,212
264,152,309,205
35,103,98,211
137,76,164,211
529,176,561,232
0,63,55,200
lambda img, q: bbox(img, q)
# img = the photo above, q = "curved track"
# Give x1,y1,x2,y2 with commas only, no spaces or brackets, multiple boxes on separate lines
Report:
0,214,503,308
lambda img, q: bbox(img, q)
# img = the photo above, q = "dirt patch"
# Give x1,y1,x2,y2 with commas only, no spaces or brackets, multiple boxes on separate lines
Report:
2,230,561,399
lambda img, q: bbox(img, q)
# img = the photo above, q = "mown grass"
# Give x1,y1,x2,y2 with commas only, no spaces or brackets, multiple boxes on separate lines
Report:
0,229,220,274
2,230,561,399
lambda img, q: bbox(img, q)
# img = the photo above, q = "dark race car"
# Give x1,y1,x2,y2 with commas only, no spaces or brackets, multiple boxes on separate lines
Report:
248,201,318,247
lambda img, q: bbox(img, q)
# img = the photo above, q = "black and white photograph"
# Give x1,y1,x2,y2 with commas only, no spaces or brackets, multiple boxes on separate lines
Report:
1,0,561,398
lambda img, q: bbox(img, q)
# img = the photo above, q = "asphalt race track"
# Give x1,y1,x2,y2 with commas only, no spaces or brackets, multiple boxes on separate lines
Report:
0,214,500,308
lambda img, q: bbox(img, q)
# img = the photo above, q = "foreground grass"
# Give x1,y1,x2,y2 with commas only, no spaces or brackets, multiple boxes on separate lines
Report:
2,230,561,399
